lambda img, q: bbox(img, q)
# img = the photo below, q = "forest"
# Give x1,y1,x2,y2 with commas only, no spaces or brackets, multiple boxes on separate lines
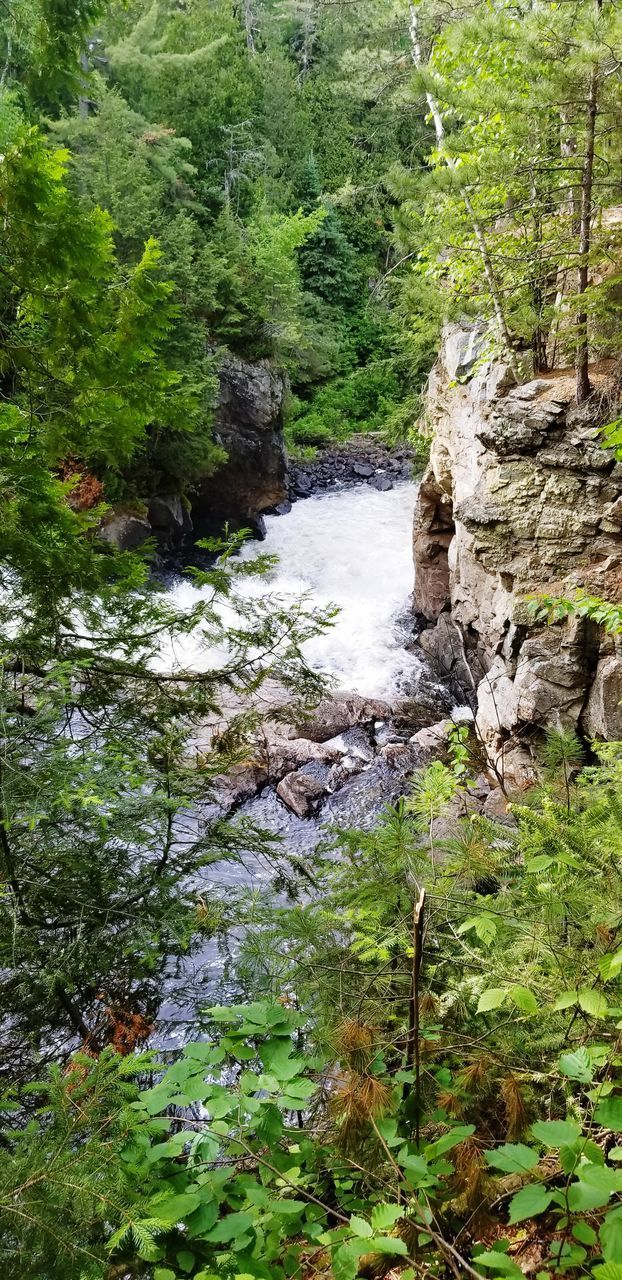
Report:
3,0,622,1278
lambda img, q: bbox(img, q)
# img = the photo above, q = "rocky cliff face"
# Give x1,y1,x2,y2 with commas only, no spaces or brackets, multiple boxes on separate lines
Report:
413,326,622,784
99,355,289,554
193,355,288,532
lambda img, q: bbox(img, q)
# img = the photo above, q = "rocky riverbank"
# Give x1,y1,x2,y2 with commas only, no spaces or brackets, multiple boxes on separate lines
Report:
287,435,415,503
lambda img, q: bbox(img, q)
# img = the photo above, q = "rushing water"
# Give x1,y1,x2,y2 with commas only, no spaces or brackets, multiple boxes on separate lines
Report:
158,481,434,1041
161,481,422,696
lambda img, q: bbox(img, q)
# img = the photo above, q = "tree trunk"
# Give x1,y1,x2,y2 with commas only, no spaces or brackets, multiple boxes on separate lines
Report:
576,60,598,404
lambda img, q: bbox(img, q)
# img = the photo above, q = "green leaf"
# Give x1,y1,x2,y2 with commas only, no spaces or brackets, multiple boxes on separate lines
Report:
578,989,608,1018
424,1125,476,1158
150,1193,201,1225
367,1237,408,1257
155,1271,176,1280
572,1221,597,1245
601,1209,622,1262
552,990,578,1011
477,987,507,1012
370,1204,403,1232
476,1250,524,1279
508,1185,555,1223
350,1215,373,1238
596,1098,622,1131
525,855,553,873
205,1212,255,1243
510,986,538,1014
559,1048,594,1082
593,1265,622,1280
485,1144,540,1174
176,1252,195,1274
531,1119,582,1147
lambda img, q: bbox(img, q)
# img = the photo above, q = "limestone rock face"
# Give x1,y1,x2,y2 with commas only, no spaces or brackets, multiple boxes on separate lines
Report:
413,327,622,776
195,355,288,525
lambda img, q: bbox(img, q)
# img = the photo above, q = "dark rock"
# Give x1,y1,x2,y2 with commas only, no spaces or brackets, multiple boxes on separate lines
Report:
249,515,267,541
371,475,393,491
193,355,288,528
352,461,374,478
99,512,151,552
292,472,313,498
274,500,292,516
296,694,391,742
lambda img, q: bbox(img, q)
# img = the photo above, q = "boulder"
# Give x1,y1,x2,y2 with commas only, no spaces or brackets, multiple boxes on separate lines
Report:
276,767,328,818
296,694,391,743
148,494,190,547
99,512,151,552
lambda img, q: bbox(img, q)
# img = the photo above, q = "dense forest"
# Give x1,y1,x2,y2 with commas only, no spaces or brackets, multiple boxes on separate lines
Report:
4,0,622,1278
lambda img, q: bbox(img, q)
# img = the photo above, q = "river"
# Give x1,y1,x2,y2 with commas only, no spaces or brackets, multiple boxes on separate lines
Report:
157,480,446,1042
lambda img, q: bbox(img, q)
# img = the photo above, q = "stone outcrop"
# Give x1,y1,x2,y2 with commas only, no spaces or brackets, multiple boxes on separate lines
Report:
413,325,622,776
194,355,288,528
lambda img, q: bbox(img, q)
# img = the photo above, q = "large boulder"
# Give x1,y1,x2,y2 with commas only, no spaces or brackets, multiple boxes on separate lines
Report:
194,355,288,528
99,511,151,552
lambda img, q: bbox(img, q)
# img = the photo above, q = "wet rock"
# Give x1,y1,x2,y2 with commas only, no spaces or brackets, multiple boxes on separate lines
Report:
148,494,188,546
371,475,393,491
409,720,452,756
277,768,327,818
353,461,374,478
296,694,391,743
325,725,375,764
260,731,342,781
274,500,292,515
293,473,313,498
99,512,151,552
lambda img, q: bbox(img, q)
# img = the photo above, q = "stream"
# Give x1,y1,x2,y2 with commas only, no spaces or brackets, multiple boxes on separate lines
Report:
158,481,452,1042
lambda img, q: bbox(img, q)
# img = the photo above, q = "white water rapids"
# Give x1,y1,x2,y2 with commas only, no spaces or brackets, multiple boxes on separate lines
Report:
162,481,422,697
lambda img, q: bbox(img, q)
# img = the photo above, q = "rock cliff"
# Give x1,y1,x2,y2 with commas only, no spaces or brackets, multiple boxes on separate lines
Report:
413,326,622,784
193,355,288,532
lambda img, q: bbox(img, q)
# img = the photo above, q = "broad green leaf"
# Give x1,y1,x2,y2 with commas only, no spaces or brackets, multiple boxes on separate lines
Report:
531,1119,581,1147
176,1252,195,1274
559,1048,593,1082
510,986,538,1014
475,1250,524,1279
578,989,608,1018
477,987,507,1012
572,1221,597,1245
205,1212,254,1243
568,1180,612,1212
596,1098,622,1131
367,1237,408,1256
371,1204,403,1232
485,1143,540,1174
508,1184,554,1223
593,1264,622,1280
424,1125,476,1158
149,1194,201,1225
601,1210,622,1262
155,1271,176,1280
552,990,577,1011
350,1215,373,1238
